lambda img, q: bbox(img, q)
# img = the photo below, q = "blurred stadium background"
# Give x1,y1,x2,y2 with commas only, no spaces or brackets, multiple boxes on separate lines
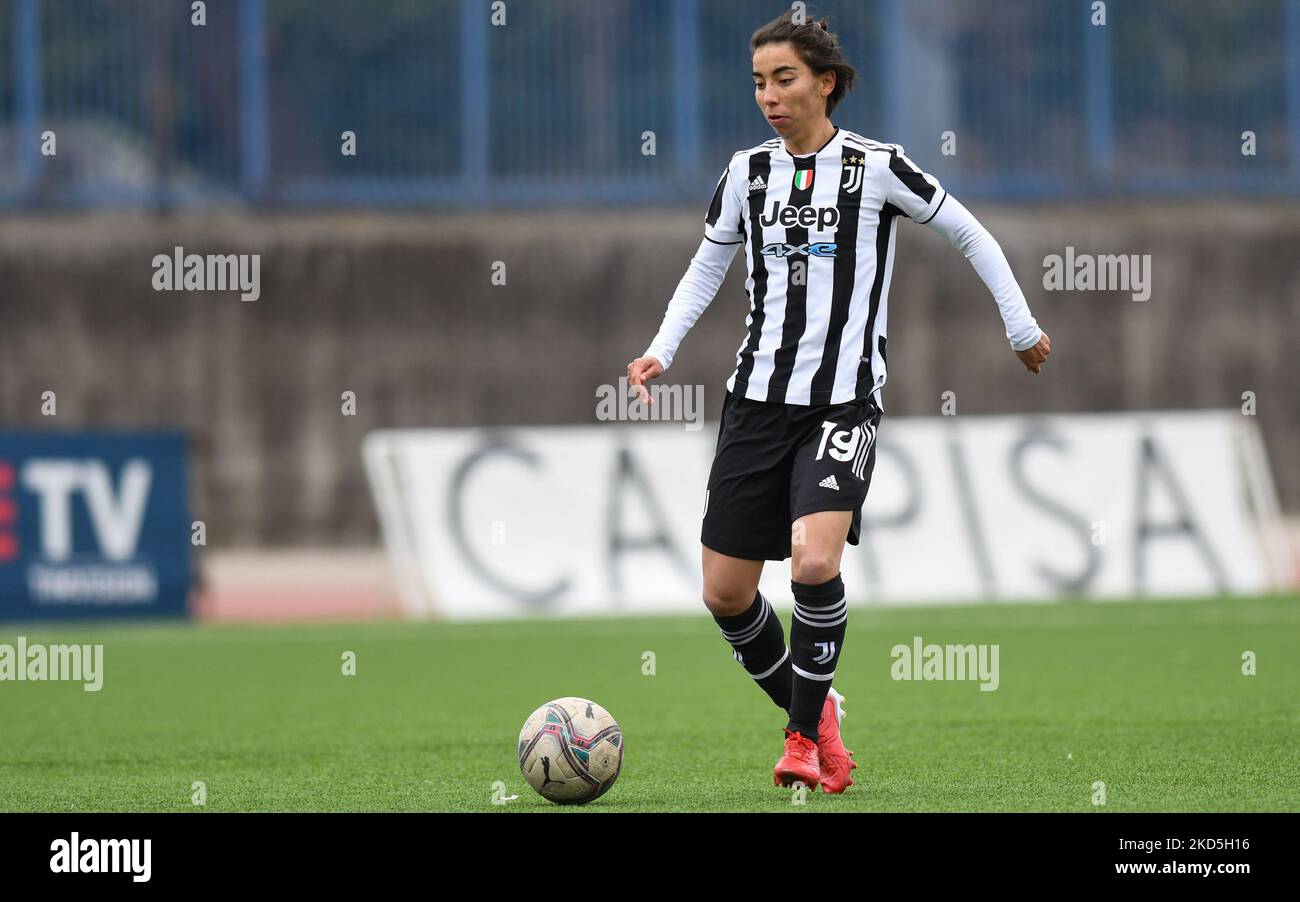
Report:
1,0,1297,623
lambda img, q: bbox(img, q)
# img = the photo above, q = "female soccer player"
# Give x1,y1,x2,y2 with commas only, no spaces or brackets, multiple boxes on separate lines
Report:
627,11,1050,793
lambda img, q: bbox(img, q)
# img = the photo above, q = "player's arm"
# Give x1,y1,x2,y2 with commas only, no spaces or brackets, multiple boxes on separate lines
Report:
883,147,1051,374
629,237,739,402
630,163,745,402
922,195,1051,373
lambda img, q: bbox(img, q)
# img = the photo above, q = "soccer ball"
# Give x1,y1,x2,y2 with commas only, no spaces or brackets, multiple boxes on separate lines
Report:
517,697,623,804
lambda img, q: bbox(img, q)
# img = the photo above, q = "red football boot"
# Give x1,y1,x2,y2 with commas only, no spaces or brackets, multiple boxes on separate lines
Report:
773,729,821,790
816,687,858,793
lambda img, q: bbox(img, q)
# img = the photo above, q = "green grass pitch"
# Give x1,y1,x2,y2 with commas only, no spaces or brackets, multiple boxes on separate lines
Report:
2,594,1297,812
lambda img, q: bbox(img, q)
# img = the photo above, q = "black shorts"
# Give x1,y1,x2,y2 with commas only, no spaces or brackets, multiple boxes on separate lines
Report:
701,389,883,562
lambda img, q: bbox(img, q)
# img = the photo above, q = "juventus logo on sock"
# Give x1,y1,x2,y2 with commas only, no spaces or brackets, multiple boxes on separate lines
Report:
786,574,849,740
791,579,847,678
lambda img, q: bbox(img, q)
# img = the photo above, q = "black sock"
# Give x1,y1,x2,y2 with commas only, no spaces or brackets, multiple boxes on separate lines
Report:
713,590,792,713
786,574,848,743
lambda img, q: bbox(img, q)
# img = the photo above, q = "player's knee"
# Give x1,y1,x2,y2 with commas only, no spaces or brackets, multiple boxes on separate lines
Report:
701,584,754,617
791,553,839,586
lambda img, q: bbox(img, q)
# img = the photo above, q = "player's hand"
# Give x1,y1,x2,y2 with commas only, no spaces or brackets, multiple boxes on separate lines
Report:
626,356,664,404
1015,332,1051,375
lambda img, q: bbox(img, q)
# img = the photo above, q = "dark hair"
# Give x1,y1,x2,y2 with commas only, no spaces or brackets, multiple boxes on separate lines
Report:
750,10,857,116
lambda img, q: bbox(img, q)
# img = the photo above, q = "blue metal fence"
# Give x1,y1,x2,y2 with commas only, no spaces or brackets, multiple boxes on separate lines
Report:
0,0,1296,209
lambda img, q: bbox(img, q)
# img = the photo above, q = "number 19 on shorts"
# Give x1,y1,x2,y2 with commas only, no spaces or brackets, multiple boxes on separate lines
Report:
815,419,877,481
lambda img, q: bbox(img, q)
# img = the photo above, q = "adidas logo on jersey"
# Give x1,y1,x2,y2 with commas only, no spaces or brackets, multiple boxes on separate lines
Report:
819,475,840,491
748,175,767,194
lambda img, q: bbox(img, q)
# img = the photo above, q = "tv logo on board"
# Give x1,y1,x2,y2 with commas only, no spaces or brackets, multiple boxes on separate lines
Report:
17,458,159,604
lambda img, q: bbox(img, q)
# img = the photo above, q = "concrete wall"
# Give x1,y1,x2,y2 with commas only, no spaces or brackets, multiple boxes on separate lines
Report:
1,204,1295,545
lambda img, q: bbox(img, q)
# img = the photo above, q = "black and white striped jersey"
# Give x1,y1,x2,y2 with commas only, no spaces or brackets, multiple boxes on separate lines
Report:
644,126,1042,409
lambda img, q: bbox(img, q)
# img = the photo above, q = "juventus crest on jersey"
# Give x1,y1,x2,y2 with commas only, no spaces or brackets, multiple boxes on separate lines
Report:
704,127,946,407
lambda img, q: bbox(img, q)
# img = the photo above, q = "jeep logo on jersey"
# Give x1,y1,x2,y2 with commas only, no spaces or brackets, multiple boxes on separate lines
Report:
761,242,838,258
759,201,840,231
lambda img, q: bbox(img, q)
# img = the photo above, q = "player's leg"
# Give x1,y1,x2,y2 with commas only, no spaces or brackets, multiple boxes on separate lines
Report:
702,545,792,712
701,545,763,617
786,510,852,739
773,510,854,790
784,397,880,737
778,398,881,791
700,390,797,712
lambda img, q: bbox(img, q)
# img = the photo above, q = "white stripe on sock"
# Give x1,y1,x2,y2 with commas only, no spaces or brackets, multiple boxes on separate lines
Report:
792,663,836,681
750,646,790,681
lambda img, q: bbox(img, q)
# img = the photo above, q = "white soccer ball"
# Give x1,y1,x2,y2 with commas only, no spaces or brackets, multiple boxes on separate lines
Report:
517,697,624,804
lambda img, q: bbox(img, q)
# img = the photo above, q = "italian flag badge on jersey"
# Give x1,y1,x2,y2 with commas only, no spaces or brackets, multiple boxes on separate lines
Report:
793,169,814,191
